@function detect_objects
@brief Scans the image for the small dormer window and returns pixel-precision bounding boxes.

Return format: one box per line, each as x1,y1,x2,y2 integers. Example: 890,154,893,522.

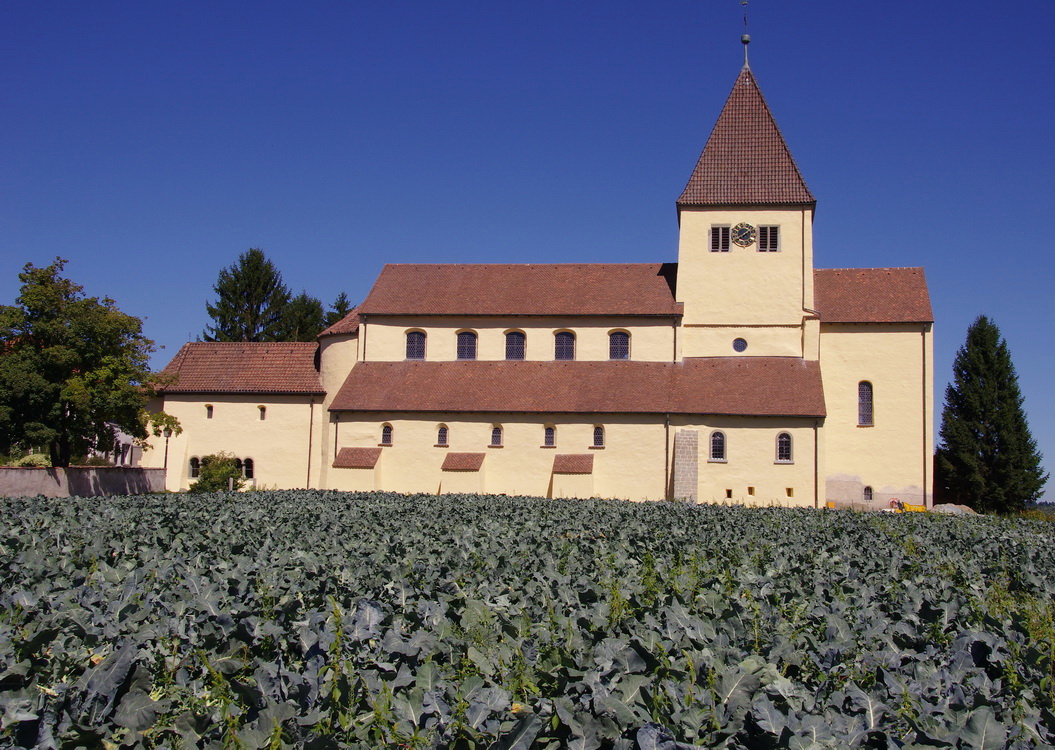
758,225,780,252
710,226,730,252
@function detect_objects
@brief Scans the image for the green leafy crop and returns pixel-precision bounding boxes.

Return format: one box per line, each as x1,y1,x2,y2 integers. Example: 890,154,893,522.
1,492,1053,748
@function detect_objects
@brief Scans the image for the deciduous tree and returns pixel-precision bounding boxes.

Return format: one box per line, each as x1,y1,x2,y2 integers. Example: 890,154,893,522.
0,259,177,467
935,315,1047,513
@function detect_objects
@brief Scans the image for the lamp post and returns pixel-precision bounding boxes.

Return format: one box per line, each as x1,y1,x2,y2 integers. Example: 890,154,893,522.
163,427,172,471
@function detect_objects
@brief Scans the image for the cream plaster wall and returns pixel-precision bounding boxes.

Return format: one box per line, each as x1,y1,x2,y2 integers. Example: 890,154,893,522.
142,394,321,491
819,323,933,507
360,316,677,362
676,208,815,328
330,412,669,500
679,325,804,359
317,333,360,488
671,416,820,507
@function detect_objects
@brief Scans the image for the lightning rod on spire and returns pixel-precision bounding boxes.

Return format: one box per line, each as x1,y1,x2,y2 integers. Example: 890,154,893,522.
740,1,750,68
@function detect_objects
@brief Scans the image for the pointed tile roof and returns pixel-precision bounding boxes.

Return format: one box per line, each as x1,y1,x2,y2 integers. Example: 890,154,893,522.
678,67,815,207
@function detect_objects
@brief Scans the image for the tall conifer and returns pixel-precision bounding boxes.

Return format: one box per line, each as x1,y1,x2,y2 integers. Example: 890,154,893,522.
204,249,291,342
936,315,1047,512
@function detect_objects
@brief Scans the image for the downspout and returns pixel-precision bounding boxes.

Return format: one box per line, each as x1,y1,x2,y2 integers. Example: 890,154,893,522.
664,414,671,500
333,414,340,458
922,328,929,508
306,397,315,488
814,418,820,509
360,318,368,362
672,318,678,362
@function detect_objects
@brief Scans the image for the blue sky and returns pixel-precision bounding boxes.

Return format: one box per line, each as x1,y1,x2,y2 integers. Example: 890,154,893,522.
2,1,1053,485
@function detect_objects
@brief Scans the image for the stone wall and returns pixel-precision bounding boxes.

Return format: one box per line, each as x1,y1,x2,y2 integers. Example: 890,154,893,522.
672,429,699,502
0,467,167,498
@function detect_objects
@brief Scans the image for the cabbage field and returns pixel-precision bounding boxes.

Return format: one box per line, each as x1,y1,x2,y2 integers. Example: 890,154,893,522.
2,492,1054,749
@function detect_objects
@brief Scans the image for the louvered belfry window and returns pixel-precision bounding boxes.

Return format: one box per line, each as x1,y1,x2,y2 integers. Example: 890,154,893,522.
711,226,730,252
758,225,780,251
858,382,874,426
505,331,526,360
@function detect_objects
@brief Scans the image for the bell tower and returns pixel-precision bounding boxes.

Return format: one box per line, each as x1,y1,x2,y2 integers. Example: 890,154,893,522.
675,40,818,360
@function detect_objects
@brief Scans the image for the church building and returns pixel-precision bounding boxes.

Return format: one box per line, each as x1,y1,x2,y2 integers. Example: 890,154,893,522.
145,55,934,508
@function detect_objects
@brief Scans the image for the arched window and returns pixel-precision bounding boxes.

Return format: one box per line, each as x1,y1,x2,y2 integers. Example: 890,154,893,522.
709,431,726,461
242,458,254,479
234,458,243,476
864,486,874,503
406,331,426,360
593,425,605,448
554,331,575,361
505,331,526,360
609,331,630,360
189,457,200,478
544,426,556,447
776,432,793,463
381,424,393,445
858,381,874,426
457,331,477,360
205,404,213,419
437,425,449,446
490,425,503,447
258,406,266,421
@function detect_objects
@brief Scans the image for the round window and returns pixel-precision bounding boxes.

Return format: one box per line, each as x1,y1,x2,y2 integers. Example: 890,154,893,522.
733,338,748,352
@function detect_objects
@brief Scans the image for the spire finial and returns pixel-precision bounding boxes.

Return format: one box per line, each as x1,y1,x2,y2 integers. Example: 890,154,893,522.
740,1,750,68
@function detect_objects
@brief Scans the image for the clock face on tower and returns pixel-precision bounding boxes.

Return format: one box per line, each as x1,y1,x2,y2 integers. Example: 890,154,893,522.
732,222,756,247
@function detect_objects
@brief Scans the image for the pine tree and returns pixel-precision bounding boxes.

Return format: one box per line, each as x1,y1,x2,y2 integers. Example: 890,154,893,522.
204,249,291,342
282,291,326,342
936,315,1047,513
324,291,353,327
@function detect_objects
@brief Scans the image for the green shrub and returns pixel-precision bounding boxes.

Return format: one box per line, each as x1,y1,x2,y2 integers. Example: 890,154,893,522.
188,451,244,493
78,455,115,467
15,453,50,468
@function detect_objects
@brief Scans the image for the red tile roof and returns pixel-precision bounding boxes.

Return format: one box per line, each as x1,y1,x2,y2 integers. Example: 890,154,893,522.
814,268,933,324
678,68,814,207
553,454,594,474
158,342,324,394
357,264,681,317
319,308,361,337
330,358,825,417
441,452,485,471
333,447,382,469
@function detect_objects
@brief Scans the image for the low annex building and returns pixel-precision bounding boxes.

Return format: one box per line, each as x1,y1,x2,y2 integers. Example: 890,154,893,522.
146,60,934,508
